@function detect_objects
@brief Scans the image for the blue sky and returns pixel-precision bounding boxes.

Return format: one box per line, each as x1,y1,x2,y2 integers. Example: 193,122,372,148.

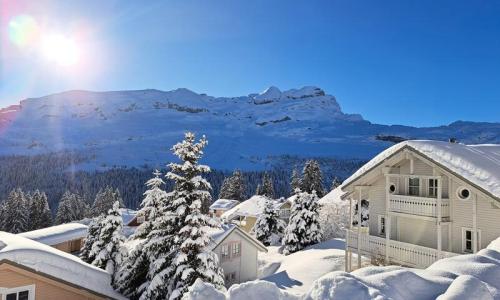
1,0,499,126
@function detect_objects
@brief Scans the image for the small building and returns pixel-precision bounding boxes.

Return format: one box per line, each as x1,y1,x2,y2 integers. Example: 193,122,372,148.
19,223,88,254
209,199,240,218
222,195,291,232
342,140,500,271
0,232,125,300
208,224,268,286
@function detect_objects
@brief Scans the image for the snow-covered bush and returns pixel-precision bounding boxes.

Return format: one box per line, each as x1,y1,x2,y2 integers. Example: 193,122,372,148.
253,198,285,246
318,202,349,240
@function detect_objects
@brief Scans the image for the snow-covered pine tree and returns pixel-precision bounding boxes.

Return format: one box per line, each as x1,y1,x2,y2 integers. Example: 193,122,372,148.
301,160,325,197
330,176,341,191
132,170,168,239
80,215,104,263
218,170,247,201
55,191,89,224
257,173,275,198
90,186,124,217
282,191,322,255
90,201,124,279
28,190,52,230
114,240,149,299
142,132,224,300
290,168,301,194
1,189,29,233
255,184,262,196
253,198,285,246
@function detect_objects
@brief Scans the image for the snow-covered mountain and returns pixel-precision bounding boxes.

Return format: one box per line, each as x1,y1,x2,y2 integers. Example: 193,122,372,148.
0,86,498,170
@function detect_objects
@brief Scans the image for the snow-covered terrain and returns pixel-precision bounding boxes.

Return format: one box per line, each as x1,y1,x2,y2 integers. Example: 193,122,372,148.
0,86,499,170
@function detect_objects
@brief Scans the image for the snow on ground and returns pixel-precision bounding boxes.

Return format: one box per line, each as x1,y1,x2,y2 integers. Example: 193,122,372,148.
0,231,125,299
259,239,369,296
19,223,88,245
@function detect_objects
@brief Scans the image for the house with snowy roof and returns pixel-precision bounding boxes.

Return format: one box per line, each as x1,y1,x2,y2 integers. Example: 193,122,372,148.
0,231,125,300
342,140,500,271
207,223,267,286
209,199,240,218
221,195,291,233
19,223,88,254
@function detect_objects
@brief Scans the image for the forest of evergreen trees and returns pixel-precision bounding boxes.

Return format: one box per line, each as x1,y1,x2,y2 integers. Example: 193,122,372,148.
0,152,365,214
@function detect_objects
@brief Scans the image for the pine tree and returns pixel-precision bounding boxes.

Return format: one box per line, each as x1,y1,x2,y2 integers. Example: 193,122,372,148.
132,170,168,240
142,132,224,300
256,173,274,198
253,198,285,246
90,201,124,279
28,190,52,230
55,191,89,224
91,186,124,217
1,189,29,233
114,241,149,298
283,191,322,255
301,160,325,197
290,168,301,194
330,176,341,191
80,215,104,263
218,170,246,201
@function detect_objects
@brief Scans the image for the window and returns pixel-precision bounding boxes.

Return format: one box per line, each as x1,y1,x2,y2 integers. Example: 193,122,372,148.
457,187,471,200
377,215,386,236
462,228,481,253
408,178,420,196
231,242,241,257
428,179,438,198
221,244,230,261
388,184,396,194
1,285,34,300
224,272,237,283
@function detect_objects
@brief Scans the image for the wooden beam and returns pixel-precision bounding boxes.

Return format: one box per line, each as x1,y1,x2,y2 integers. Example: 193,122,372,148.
473,194,478,253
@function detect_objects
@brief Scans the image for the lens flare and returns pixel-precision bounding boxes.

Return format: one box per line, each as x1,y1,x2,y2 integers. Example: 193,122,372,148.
41,34,80,66
8,15,39,47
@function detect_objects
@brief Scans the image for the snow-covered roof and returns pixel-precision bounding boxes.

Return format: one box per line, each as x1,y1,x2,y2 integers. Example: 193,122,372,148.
120,208,138,225
19,223,88,246
0,232,125,299
343,140,500,200
221,195,286,220
318,186,347,205
206,223,267,252
209,199,240,211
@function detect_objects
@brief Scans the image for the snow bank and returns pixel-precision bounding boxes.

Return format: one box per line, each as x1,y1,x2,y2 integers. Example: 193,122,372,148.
210,199,240,211
303,237,500,300
0,232,125,299
343,140,500,199
19,223,88,245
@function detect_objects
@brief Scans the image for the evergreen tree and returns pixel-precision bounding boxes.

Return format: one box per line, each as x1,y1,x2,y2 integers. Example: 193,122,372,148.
28,190,52,230
301,160,325,197
114,241,149,298
283,191,322,255
218,170,246,201
1,189,29,233
256,173,274,198
255,184,262,196
90,201,124,279
55,191,89,224
80,215,104,263
91,186,124,217
253,198,285,246
132,170,167,240
290,168,301,194
142,132,224,300
330,176,341,191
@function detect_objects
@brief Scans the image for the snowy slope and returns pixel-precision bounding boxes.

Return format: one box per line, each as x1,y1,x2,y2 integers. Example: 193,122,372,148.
0,86,499,170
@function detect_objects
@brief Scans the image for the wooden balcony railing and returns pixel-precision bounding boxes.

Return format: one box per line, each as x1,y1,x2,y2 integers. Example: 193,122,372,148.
389,194,450,218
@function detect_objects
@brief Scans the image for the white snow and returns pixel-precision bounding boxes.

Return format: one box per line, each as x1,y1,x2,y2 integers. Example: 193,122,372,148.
318,186,346,206
210,199,240,211
0,231,125,299
343,140,500,199
19,223,88,246
222,195,287,220
120,208,138,225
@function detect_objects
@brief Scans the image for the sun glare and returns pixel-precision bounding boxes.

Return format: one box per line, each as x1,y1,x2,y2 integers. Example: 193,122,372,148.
41,34,80,67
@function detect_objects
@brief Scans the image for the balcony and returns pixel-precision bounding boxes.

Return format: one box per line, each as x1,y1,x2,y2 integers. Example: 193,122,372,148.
346,229,458,268
389,194,450,219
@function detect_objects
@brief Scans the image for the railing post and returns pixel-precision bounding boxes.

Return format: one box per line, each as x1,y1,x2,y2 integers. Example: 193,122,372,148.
437,176,442,259
357,187,362,269
385,175,390,264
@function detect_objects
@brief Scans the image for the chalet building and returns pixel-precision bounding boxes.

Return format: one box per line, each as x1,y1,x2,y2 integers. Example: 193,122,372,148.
0,232,125,300
209,199,240,218
343,140,500,271
208,224,267,286
19,223,88,254
222,195,291,233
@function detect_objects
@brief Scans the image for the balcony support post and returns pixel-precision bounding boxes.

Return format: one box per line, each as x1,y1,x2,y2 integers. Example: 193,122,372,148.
357,187,362,269
437,176,442,259
385,175,391,263
473,193,478,253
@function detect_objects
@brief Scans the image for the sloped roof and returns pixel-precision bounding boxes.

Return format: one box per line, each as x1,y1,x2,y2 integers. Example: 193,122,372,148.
318,186,347,205
343,140,500,200
206,223,267,252
221,195,286,219
0,232,125,299
19,223,88,246
209,199,240,211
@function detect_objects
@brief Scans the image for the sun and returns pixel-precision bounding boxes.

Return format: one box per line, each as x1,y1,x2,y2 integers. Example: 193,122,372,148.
41,34,80,67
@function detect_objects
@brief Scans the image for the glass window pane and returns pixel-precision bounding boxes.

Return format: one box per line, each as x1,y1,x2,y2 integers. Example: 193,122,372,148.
6,293,17,300
466,231,471,239
466,241,472,250
19,291,29,300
